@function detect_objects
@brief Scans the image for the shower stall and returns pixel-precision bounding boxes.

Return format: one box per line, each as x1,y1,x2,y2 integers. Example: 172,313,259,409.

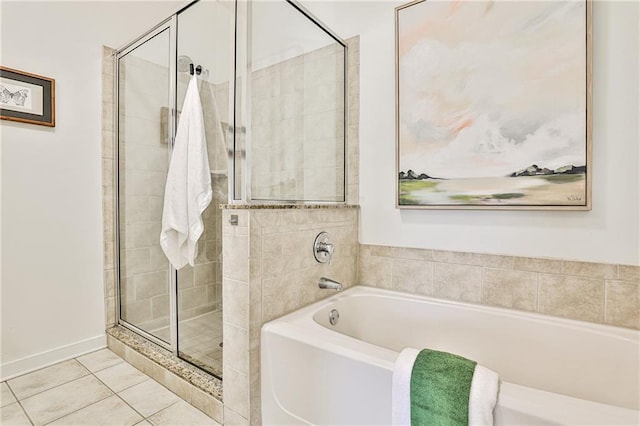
113,0,347,380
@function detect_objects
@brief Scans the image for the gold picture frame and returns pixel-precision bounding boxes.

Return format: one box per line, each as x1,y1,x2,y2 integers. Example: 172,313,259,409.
1,66,55,127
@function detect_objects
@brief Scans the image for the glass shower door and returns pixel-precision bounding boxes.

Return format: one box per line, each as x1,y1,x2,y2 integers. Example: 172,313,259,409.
117,24,173,345
174,0,233,378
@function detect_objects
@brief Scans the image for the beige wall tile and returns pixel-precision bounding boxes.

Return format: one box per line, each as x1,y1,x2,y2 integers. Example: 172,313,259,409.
391,258,434,296
223,233,249,282
122,299,152,324
618,265,640,282
223,367,249,418
152,294,170,320
194,263,216,286
104,269,116,298
223,279,249,329
359,244,372,257
514,256,563,273
223,324,248,374
481,254,514,269
106,335,126,358
105,296,116,327
135,271,169,299
605,280,640,329
102,130,114,159
561,260,618,279
538,274,604,323
178,267,195,289
369,245,398,258
280,230,316,271
161,371,192,403
179,287,208,311
249,230,262,259
262,274,299,322
297,266,325,307
433,263,482,303
394,247,433,261
482,268,537,311
359,255,392,289
432,250,485,266
224,407,248,426
102,46,115,74
190,386,223,423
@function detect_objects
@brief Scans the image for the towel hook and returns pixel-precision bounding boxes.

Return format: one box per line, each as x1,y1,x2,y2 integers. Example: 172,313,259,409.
189,63,202,76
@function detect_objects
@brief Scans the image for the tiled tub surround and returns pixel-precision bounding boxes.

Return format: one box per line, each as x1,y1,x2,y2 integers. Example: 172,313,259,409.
359,245,640,330
222,206,359,425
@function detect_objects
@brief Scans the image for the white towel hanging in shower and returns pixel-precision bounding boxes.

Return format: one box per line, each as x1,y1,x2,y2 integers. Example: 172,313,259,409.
160,74,212,270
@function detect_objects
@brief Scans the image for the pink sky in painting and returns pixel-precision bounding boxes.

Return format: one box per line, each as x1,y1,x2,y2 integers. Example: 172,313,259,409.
398,0,587,178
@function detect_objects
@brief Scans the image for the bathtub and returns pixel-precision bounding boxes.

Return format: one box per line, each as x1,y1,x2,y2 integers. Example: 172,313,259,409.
261,286,639,425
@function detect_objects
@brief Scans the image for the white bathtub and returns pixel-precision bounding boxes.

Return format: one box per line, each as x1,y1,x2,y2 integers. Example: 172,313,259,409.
261,286,640,425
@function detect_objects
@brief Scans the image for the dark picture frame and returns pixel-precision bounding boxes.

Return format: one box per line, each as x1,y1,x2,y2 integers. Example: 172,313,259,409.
1,66,55,127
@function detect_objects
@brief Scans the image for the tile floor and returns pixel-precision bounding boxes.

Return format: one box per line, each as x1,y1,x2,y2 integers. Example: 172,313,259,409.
0,349,221,426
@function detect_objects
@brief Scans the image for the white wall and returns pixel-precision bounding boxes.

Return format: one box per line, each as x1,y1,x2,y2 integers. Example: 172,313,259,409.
306,0,639,265
0,0,181,379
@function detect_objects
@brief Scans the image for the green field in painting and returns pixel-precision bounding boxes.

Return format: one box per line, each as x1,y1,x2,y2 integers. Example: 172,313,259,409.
399,174,586,206
398,180,440,204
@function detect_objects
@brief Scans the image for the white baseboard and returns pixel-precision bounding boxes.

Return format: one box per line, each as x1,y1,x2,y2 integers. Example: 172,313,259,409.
0,334,106,381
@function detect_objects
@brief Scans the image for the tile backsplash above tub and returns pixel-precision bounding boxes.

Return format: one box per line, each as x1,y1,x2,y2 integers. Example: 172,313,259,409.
359,245,640,330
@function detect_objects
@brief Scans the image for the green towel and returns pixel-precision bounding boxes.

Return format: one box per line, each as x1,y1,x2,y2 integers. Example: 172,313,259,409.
410,349,477,426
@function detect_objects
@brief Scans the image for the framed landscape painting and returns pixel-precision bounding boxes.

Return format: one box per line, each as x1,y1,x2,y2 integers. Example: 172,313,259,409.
396,0,591,210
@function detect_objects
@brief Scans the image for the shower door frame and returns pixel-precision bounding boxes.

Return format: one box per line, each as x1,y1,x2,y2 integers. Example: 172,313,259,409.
114,16,179,354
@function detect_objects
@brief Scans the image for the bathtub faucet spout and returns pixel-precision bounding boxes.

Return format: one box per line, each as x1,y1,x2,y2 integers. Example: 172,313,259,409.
319,277,343,291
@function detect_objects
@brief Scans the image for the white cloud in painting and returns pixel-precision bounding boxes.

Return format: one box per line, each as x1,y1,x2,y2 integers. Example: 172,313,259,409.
398,1,586,178
409,112,585,178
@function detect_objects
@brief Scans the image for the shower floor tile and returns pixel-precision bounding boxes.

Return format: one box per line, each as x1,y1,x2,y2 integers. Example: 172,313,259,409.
0,349,220,426
152,310,223,376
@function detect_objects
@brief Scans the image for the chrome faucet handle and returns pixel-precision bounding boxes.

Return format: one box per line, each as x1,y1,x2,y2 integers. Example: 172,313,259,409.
318,241,334,256
313,232,334,264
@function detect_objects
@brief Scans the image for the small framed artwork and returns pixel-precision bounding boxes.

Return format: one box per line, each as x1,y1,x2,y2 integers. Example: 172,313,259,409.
396,0,591,210
1,66,55,127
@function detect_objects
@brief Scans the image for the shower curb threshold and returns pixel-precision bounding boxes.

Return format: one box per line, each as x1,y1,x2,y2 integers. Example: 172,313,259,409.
106,325,224,421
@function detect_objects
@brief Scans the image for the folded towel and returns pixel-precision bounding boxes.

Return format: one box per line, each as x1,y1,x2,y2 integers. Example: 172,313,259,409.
468,365,499,426
392,348,499,426
160,74,212,269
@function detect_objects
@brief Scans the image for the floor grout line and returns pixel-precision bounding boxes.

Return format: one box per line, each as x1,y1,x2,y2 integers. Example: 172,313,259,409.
41,392,114,426
143,399,183,423
6,382,35,426
7,370,93,404
111,391,147,424
5,350,218,426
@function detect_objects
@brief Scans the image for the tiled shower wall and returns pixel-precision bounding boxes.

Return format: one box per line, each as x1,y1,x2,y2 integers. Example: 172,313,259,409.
103,48,228,332
221,207,359,425
117,55,171,331
359,245,640,330
251,41,350,202
102,45,225,420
